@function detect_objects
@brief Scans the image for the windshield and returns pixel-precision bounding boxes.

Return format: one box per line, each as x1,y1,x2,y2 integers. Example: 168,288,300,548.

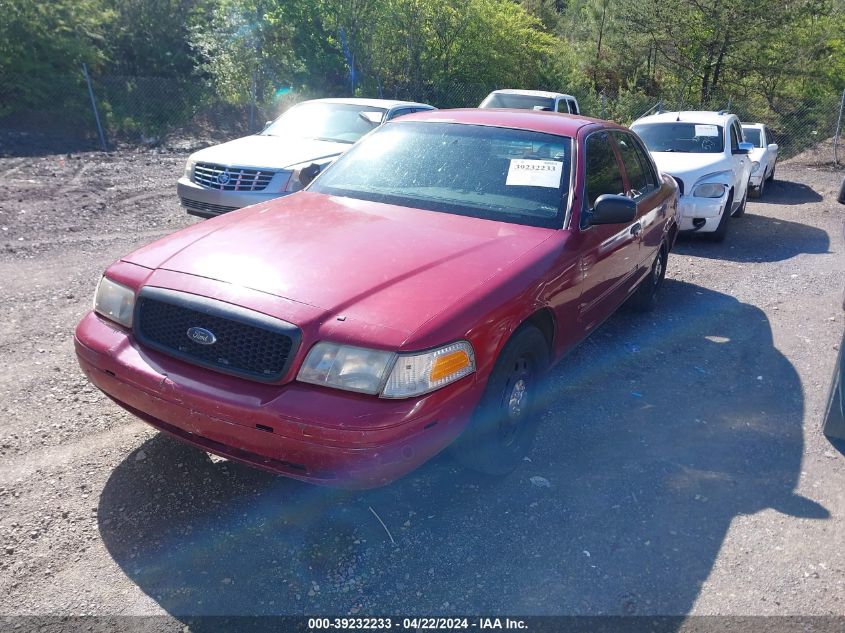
261,102,387,144
480,93,556,111
632,122,725,154
742,127,763,147
311,122,572,228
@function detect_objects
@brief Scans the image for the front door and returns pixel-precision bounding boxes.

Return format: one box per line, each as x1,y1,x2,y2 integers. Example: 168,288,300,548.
577,130,640,331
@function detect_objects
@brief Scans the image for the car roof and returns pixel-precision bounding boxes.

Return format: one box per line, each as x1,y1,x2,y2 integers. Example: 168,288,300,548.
633,110,736,126
304,97,434,110
393,108,619,136
489,89,577,101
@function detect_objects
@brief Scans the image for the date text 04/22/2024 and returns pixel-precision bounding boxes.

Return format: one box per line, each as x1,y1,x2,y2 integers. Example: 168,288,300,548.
307,617,528,630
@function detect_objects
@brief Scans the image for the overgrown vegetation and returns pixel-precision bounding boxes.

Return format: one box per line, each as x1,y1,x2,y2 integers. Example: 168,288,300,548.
2,0,843,149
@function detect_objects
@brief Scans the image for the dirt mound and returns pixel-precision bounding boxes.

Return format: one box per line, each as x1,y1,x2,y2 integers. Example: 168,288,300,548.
782,135,844,169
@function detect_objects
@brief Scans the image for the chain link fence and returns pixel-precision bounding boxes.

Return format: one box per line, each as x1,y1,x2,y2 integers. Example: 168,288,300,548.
1,69,843,168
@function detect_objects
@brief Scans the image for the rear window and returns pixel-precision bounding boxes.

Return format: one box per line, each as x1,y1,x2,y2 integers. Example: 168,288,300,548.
480,93,556,112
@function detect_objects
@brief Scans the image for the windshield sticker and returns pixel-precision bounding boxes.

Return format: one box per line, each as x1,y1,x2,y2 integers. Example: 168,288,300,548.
506,159,563,188
695,124,719,137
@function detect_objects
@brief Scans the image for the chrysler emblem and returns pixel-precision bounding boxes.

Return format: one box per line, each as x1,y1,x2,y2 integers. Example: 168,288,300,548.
187,326,217,345
216,170,231,185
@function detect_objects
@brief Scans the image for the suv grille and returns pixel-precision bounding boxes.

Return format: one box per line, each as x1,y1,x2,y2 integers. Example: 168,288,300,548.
193,163,275,192
134,288,301,382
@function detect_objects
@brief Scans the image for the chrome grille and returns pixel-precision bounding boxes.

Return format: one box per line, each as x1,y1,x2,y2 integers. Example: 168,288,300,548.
193,163,275,191
180,197,240,217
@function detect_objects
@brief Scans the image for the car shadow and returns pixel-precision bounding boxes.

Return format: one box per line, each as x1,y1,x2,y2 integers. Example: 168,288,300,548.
97,281,822,625
674,213,830,263
758,178,823,205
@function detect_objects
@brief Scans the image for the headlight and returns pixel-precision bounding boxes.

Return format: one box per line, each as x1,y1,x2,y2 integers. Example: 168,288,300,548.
382,341,476,398
297,343,396,395
297,340,476,398
751,161,760,174
183,158,196,179
93,277,135,328
692,183,726,198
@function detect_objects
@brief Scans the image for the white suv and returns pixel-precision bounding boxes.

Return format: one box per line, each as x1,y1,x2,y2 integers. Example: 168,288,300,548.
741,123,779,198
631,111,753,241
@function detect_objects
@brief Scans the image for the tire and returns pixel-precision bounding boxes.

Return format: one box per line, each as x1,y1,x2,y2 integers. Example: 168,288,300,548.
732,189,747,217
451,324,549,475
628,244,668,312
767,165,776,182
823,346,845,440
707,191,732,242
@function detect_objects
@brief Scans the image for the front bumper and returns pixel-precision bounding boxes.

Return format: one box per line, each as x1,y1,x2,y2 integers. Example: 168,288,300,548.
676,194,728,232
749,173,763,189
177,177,291,218
74,311,481,488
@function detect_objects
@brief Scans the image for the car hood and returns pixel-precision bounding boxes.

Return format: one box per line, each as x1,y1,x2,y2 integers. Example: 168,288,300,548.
190,134,350,170
748,147,766,162
123,192,554,341
649,152,732,188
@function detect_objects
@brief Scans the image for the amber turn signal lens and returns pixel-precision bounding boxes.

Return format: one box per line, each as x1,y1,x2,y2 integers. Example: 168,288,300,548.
429,349,471,382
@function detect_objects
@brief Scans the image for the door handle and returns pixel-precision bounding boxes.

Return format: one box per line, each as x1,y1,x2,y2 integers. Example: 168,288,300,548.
631,223,642,237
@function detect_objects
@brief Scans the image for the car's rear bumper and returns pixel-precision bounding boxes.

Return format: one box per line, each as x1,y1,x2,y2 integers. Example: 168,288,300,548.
177,178,289,218
677,194,728,232
74,311,480,489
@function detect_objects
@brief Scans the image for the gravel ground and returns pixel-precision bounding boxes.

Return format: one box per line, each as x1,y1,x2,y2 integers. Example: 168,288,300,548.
0,141,843,626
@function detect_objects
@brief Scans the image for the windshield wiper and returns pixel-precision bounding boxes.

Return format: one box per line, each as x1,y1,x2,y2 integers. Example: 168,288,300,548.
313,136,355,144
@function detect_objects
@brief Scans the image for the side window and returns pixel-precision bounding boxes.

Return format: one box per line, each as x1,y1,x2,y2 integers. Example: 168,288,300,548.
568,99,579,115
729,123,739,152
632,137,658,190
584,132,625,212
556,99,568,113
613,132,657,197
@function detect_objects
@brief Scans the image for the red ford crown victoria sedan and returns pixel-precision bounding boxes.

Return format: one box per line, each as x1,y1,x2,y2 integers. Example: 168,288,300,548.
75,109,679,489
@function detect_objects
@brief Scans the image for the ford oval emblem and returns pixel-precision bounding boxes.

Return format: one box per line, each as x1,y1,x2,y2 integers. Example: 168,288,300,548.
187,326,217,345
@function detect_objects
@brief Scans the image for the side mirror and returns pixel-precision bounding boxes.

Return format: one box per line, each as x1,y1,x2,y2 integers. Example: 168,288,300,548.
589,194,637,225
767,143,779,152
734,142,753,155
296,163,322,188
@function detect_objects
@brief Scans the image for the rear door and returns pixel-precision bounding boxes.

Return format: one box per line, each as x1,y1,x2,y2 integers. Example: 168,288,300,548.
764,125,778,173
577,130,641,330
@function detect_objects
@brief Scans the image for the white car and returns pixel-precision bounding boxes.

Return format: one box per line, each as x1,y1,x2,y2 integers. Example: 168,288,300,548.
177,98,435,217
479,89,580,114
631,111,753,241
741,123,779,198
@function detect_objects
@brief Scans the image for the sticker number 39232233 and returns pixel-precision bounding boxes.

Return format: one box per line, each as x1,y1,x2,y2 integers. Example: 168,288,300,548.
506,159,563,188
